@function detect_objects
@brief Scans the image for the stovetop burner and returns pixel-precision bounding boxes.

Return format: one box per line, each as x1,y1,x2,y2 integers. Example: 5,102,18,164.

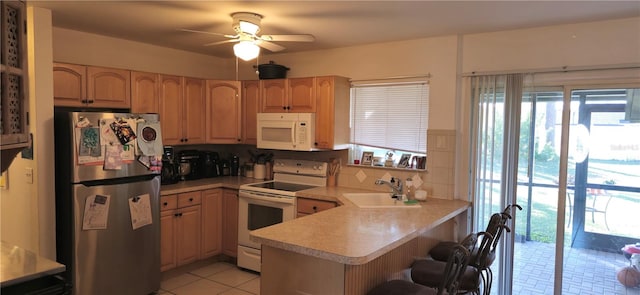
246,181,318,192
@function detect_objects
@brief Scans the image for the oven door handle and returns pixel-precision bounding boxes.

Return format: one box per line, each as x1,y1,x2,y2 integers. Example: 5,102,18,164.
239,191,296,205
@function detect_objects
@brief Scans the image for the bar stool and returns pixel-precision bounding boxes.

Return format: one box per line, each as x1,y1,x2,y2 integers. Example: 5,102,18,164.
411,232,493,295
367,235,475,295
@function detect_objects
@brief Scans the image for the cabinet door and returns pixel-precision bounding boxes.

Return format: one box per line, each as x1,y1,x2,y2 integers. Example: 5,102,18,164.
87,66,131,108
176,205,201,266
242,80,260,144
131,71,159,114
183,78,206,144
201,189,223,258
288,77,316,112
53,63,86,107
159,75,183,145
205,80,242,144
314,76,336,149
160,210,177,271
260,79,288,112
222,189,239,257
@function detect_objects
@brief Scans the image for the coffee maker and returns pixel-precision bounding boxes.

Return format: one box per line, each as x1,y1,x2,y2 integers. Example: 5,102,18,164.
161,146,179,184
202,151,221,178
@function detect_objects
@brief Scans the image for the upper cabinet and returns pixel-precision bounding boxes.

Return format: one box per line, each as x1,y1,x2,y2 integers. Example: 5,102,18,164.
131,71,159,114
205,80,242,144
288,77,316,113
1,0,30,173
242,80,260,145
159,76,206,145
53,63,131,109
314,76,351,149
260,78,316,113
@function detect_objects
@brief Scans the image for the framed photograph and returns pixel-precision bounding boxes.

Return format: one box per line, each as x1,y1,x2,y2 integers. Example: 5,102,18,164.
397,153,411,168
361,151,374,166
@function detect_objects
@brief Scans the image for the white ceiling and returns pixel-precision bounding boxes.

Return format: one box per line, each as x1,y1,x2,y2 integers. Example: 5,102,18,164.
31,1,640,59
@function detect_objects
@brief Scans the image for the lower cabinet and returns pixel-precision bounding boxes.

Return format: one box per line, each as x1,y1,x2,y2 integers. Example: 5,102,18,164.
160,188,237,271
222,189,239,257
160,191,202,272
201,189,223,258
296,198,337,218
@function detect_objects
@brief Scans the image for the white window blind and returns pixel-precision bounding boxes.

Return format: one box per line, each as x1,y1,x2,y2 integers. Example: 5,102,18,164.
351,82,429,153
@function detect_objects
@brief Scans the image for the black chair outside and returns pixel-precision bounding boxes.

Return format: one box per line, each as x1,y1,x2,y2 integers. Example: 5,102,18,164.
366,234,475,295
411,232,492,295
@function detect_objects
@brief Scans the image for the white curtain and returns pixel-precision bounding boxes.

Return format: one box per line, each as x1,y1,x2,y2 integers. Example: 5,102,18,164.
467,73,524,294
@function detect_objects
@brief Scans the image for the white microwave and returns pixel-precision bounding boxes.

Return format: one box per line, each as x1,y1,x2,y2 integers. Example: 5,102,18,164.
257,113,315,151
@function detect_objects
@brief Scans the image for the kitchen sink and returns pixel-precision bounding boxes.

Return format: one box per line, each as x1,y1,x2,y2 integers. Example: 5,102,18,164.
342,193,421,208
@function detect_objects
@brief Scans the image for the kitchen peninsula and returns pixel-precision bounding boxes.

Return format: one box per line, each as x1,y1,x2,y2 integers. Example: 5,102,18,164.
251,186,470,294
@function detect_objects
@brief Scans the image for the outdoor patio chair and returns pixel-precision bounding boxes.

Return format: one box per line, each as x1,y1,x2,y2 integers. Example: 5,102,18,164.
585,188,612,230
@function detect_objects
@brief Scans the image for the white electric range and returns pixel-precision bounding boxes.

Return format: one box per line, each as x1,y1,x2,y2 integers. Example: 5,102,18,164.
237,159,328,272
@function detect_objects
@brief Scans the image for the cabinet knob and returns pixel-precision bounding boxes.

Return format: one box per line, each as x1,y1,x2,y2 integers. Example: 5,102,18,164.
189,198,194,202
184,138,188,142
174,213,180,217
313,206,318,212
163,202,168,206
282,106,286,110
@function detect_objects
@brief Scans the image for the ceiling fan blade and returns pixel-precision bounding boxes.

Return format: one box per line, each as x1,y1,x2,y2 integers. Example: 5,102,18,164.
256,40,286,52
179,28,237,39
203,39,240,47
260,34,315,42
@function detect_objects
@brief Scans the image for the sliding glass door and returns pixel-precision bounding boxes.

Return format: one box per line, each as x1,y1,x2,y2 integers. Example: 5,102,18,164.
470,79,640,294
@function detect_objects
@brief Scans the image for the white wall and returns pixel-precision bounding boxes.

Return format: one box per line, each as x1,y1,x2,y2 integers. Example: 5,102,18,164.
462,17,640,73
238,36,460,130
52,28,232,79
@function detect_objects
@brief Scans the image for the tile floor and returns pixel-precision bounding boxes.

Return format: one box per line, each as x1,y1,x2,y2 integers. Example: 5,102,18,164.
159,260,260,295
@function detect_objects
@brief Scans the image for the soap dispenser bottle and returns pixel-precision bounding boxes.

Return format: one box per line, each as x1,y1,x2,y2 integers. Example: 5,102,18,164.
405,178,414,201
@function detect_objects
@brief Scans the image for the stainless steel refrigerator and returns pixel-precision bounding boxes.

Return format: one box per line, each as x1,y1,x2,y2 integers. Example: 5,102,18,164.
54,110,162,295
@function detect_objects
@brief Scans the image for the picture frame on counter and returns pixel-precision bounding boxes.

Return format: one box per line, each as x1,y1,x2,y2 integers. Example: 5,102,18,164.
397,153,411,168
361,151,374,166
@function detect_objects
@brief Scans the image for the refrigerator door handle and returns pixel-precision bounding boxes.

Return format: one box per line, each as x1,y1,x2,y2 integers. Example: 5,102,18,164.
78,174,158,187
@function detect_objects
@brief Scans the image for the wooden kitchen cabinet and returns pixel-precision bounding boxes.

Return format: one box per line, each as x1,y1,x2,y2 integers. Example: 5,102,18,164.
260,79,287,112
314,76,351,149
260,78,316,113
160,192,202,271
53,63,131,109
131,71,159,113
296,198,337,218
1,0,30,173
159,76,206,145
222,189,239,257
205,80,242,144
242,80,260,144
287,77,316,112
52,63,86,107
201,189,223,259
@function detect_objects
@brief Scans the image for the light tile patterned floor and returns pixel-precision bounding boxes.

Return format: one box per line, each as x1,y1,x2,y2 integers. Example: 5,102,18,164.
159,261,259,295
511,241,640,295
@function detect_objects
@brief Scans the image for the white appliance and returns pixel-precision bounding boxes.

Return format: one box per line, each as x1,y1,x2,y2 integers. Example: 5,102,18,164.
237,159,328,272
257,113,315,151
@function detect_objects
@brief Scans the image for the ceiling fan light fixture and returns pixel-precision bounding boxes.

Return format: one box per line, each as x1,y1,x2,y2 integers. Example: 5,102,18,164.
238,20,260,35
233,41,260,61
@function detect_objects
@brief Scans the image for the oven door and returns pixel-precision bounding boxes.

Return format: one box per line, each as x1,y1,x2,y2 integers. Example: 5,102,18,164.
238,190,296,249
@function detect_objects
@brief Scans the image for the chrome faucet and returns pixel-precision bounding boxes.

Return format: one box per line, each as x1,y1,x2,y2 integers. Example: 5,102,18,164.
375,177,404,199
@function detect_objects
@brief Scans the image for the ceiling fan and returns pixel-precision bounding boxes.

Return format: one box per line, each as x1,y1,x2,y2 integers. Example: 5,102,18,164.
181,12,315,60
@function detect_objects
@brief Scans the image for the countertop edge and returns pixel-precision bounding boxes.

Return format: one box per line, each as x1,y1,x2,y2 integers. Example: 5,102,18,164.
1,241,66,287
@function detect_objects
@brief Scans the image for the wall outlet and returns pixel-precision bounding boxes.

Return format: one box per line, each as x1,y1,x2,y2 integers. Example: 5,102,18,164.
25,167,33,184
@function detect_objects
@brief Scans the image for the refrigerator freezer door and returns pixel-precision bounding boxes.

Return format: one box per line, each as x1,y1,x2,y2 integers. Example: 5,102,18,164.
66,112,161,184
70,176,160,295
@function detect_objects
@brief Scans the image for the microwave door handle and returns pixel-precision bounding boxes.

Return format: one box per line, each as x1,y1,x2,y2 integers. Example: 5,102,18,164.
291,122,297,144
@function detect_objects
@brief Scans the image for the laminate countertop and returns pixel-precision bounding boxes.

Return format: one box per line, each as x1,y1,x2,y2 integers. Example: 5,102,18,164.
0,241,65,287
160,176,261,195
250,186,471,265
